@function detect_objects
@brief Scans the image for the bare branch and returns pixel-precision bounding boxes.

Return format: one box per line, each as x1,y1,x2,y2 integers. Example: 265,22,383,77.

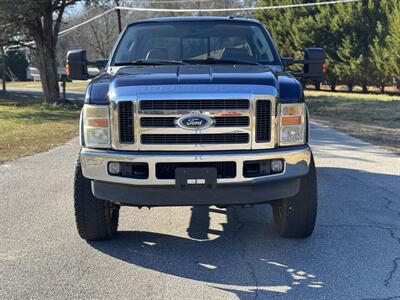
53,0,67,39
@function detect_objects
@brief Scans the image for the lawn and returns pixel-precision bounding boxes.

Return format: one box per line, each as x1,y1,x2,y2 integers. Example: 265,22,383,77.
0,92,81,164
305,91,400,154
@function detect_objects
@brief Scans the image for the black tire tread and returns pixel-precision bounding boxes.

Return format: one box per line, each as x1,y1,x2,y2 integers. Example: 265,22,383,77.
273,155,317,238
74,159,118,241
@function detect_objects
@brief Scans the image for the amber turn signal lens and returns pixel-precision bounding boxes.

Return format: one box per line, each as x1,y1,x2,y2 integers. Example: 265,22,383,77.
281,116,302,126
66,63,70,76
87,119,109,127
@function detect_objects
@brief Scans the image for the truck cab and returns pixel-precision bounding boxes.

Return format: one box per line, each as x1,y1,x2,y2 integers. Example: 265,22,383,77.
68,17,325,241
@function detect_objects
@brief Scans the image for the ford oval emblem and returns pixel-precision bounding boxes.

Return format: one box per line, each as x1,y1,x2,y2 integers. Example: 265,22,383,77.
176,114,214,130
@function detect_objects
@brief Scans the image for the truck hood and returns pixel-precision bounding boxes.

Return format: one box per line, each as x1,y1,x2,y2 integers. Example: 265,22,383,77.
111,65,278,86
87,65,303,104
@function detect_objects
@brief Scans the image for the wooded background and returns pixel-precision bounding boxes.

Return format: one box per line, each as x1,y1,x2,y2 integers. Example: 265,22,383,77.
1,0,399,103
256,0,400,92
57,0,400,93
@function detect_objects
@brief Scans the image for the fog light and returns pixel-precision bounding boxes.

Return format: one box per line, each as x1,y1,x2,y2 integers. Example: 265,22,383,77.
271,159,284,173
108,162,121,175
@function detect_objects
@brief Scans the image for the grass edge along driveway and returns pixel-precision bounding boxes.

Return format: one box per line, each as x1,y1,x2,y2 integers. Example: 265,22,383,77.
0,93,81,164
306,91,400,154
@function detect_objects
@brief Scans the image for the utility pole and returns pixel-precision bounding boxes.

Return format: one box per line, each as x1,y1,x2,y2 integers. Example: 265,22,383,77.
115,0,122,33
1,46,6,94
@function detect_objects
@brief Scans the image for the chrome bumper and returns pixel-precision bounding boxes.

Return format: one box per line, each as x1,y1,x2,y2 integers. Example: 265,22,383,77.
80,146,312,186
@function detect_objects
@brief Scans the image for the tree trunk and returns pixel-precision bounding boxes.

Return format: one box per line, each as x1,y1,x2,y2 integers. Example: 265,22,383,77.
328,74,336,92
1,47,6,93
348,80,353,92
28,4,60,104
380,84,385,94
362,82,368,93
35,41,59,104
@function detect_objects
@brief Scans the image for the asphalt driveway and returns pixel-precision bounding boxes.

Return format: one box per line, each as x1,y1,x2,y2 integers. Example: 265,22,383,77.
1,123,399,299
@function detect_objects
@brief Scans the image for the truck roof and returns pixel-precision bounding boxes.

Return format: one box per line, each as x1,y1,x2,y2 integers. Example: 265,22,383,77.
128,16,262,27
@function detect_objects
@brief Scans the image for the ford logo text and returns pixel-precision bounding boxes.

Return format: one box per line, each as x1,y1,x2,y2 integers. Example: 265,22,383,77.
176,114,214,130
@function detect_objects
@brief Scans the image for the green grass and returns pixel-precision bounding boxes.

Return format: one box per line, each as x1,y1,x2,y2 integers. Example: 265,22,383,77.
305,91,400,154
0,92,81,164
305,90,400,101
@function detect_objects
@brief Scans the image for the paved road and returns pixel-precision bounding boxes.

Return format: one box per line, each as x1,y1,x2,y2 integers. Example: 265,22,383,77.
1,123,399,299
6,87,84,101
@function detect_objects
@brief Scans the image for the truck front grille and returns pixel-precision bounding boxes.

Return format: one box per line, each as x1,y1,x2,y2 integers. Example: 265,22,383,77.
119,101,134,143
156,162,236,179
140,116,250,128
140,99,249,110
141,133,249,145
115,98,274,150
255,100,271,142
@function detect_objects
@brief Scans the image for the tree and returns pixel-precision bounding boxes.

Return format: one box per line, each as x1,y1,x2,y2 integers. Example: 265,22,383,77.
385,1,400,88
0,0,81,103
255,0,398,93
0,9,10,93
370,1,392,93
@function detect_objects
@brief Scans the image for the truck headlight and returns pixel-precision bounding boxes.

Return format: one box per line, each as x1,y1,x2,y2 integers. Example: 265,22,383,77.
279,103,306,146
83,105,111,148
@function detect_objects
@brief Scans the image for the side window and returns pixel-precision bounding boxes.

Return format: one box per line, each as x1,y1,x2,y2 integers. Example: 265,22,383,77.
252,26,274,62
114,38,136,63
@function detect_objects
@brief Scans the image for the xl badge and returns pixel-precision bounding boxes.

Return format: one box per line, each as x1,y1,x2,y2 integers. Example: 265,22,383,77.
176,114,214,130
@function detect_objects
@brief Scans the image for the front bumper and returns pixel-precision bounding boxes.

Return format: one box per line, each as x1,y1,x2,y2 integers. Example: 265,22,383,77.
80,145,312,206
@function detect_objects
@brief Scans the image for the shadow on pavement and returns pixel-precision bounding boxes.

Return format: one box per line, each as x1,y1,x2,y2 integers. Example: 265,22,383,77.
90,167,400,299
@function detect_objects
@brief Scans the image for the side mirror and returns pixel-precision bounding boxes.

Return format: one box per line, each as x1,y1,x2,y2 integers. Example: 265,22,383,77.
66,49,89,80
303,48,326,81
281,57,294,68
66,50,108,80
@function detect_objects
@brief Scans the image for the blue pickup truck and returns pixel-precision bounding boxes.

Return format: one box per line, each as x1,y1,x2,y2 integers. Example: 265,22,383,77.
67,17,325,241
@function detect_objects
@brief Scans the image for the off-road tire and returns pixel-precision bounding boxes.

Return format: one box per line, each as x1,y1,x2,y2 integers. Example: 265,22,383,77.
272,155,317,238
74,159,119,241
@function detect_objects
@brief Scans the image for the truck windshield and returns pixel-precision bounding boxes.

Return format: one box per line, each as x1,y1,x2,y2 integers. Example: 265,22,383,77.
112,21,281,66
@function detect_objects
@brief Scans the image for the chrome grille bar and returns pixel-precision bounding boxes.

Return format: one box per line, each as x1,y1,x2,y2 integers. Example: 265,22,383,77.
140,116,250,128
141,133,250,145
140,99,250,110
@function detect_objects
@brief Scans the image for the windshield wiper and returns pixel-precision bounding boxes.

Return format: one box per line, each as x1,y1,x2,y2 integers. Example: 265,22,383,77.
114,59,186,66
183,57,264,66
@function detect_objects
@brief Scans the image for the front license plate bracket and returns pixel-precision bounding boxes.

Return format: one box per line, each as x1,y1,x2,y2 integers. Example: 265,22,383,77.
175,168,217,189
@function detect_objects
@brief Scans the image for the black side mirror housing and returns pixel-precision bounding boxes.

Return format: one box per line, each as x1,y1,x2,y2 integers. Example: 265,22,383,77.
281,57,294,68
303,48,326,81
66,49,89,80
66,49,108,81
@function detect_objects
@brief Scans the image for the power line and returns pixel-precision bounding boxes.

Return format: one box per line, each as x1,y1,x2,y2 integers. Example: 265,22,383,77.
116,0,361,13
133,0,213,3
58,0,360,36
7,0,361,48
59,8,115,37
